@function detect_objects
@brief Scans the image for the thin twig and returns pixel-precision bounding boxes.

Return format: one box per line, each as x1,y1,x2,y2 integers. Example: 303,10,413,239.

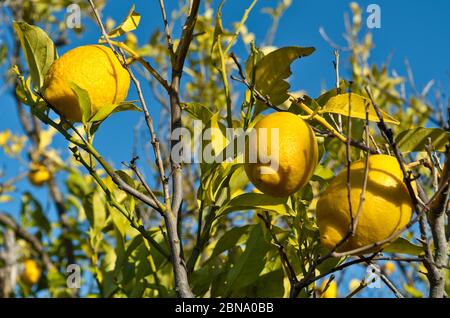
124,157,164,213
158,0,175,60
258,213,298,297
230,53,284,112
351,93,371,234
346,89,354,231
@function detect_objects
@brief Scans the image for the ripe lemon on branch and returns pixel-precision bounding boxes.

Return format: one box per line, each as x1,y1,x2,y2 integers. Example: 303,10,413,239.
316,154,414,254
21,259,41,286
43,45,130,122
28,163,51,186
244,112,318,197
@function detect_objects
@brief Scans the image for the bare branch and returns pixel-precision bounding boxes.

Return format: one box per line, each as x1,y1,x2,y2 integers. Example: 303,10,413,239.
158,0,175,60
0,212,53,271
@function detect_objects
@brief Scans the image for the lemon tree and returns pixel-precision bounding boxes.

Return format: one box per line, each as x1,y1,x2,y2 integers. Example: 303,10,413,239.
0,0,448,300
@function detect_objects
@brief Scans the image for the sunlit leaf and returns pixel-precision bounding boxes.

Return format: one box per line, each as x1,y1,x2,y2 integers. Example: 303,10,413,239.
83,191,107,232
0,195,13,203
384,237,424,256
314,80,349,106
106,5,141,38
251,46,315,106
69,82,91,124
312,164,334,181
217,193,294,217
403,283,424,298
320,93,399,124
395,127,449,153
13,21,57,90
89,101,141,123
208,225,252,262
211,0,225,53
182,102,214,123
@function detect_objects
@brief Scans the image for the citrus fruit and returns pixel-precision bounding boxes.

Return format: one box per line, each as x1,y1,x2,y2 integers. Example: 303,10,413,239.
320,280,338,298
383,261,396,275
316,154,414,254
43,45,130,122
244,112,318,197
348,279,360,292
21,259,41,286
28,164,51,186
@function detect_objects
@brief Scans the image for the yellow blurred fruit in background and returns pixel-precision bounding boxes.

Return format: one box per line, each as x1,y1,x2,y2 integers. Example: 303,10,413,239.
28,164,51,186
21,259,41,286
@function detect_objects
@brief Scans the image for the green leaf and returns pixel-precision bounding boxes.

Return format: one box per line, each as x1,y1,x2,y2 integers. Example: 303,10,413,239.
211,0,226,53
0,43,7,65
244,47,265,81
89,101,141,123
403,283,424,298
115,170,136,188
315,80,350,106
21,192,51,234
224,224,271,295
312,164,334,181
228,165,249,198
181,102,214,123
107,5,141,38
217,193,294,217
395,127,449,153
89,121,102,136
239,268,285,297
208,225,252,262
69,82,91,124
83,191,107,232
13,66,36,106
251,46,315,106
384,237,424,256
320,93,399,124
316,246,343,274
13,21,57,90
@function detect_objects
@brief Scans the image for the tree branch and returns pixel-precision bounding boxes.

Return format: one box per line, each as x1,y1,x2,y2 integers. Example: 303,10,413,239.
0,212,53,271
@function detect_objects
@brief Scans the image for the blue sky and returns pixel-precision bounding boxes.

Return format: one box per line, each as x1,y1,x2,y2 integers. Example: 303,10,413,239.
1,0,448,297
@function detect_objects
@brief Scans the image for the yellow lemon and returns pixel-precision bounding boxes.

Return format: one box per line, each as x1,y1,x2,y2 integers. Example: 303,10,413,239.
320,280,338,298
383,261,396,275
348,279,361,292
244,112,318,197
21,259,41,286
28,164,51,186
43,45,130,122
316,154,414,254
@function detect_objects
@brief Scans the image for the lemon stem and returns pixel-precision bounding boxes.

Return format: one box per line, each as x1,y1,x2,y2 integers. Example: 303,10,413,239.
291,99,347,143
